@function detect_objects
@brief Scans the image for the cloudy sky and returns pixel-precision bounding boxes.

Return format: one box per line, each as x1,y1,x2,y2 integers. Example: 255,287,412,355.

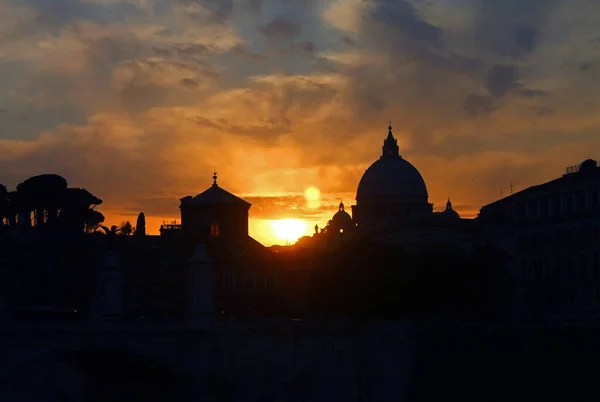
1,0,599,244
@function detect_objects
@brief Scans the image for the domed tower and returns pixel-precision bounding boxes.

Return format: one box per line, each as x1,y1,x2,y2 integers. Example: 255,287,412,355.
180,172,251,248
352,123,433,229
438,198,460,219
329,201,355,234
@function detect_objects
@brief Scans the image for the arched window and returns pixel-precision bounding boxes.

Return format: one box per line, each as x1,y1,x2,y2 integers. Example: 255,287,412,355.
210,223,220,237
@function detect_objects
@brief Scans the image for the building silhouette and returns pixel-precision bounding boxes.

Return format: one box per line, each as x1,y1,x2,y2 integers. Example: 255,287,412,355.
318,123,474,253
479,158,600,315
179,172,251,249
352,124,433,229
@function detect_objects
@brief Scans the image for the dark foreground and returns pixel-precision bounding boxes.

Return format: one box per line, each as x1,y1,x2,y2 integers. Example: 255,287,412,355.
410,325,600,402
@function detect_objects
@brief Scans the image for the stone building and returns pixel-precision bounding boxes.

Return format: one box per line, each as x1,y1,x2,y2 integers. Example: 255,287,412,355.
479,159,600,315
177,173,312,317
180,172,251,250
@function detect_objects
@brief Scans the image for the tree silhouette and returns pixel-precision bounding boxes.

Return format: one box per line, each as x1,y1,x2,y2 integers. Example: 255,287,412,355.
119,221,133,236
1,174,103,232
135,212,146,236
84,209,105,233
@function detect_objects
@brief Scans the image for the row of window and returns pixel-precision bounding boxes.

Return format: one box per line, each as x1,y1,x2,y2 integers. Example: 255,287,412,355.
520,188,599,219
520,252,600,283
518,226,600,252
222,273,276,293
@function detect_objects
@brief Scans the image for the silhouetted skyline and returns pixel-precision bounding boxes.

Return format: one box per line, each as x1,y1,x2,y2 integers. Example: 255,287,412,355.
1,0,599,244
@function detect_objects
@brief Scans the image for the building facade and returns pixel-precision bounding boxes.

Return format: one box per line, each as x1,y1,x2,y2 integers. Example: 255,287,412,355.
479,159,600,314
177,173,312,317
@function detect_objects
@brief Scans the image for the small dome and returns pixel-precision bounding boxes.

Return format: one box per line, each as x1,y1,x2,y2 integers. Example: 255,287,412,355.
438,198,460,219
330,201,354,232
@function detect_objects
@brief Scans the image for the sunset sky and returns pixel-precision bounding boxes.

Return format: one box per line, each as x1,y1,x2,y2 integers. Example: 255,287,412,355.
1,0,600,245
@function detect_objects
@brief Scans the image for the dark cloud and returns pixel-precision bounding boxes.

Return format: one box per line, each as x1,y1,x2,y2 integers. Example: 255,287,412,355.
400,43,482,75
152,47,171,57
179,78,199,89
369,0,443,48
83,35,144,67
474,0,553,58
340,36,357,46
311,57,338,74
517,88,549,98
580,61,594,72
175,0,234,21
173,44,213,57
231,45,267,61
484,65,520,97
290,41,315,55
248,0,262,12
21,0,140,31
258,17,301,40
462,94,496,117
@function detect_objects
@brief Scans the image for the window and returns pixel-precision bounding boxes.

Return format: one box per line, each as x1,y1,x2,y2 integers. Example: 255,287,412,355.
551,196,561,214
223,274,235,292
540,199,549,215
565,194,573,211
590,190,598,207
245,275,255,292
210,223,220,237
265,275,275,291
577,192,586,209
528,202,539,217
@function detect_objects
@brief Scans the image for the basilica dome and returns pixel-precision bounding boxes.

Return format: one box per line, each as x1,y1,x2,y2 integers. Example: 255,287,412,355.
356,125,428,203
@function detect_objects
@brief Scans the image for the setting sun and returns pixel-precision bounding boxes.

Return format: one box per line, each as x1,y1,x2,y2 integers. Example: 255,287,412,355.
270,219,308,244
305,187,320,201
304,186,321,210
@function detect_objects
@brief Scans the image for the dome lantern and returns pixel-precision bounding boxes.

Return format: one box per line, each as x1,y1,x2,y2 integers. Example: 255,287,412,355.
382,121,400,158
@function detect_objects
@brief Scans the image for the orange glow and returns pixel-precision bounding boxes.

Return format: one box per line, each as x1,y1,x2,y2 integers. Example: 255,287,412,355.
304,186,320,201
269,219,308,244
304,186,321,210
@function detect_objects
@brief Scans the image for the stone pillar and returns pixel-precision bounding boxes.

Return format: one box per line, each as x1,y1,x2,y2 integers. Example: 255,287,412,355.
90,250,123,320
187,244,215,317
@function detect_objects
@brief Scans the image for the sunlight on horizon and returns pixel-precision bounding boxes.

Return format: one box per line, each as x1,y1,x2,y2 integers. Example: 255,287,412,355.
269,218,308,245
